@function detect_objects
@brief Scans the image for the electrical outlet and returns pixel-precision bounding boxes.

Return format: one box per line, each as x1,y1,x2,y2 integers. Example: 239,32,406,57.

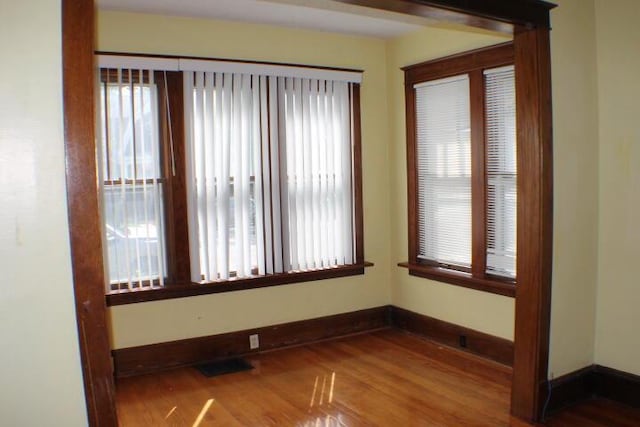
249,334,260,350
459,335,467,348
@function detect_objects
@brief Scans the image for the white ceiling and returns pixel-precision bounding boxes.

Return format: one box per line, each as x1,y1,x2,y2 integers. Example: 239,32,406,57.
97,0,434,39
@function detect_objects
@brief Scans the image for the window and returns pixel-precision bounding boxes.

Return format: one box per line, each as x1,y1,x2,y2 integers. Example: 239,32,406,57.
97,56,367,303
402,43,517,297
99,69,168,290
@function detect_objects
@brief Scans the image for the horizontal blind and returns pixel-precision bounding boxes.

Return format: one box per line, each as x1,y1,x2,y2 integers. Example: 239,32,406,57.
415,74,472,268
485,65,517,278
98,68,167,290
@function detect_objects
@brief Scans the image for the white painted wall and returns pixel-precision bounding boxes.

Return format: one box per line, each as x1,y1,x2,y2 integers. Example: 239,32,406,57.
0,1,88,425
594,0,640,376
547,0,600,378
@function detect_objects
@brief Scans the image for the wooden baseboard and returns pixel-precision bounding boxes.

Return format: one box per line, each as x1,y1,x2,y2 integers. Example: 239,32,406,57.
113,306,391,377
112,305,515,377
389,306,514,366
547,364,640,416
545,366,595,415
592,365,640,409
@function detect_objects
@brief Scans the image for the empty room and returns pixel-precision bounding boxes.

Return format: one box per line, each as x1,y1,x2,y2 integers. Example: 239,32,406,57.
2,0,639,426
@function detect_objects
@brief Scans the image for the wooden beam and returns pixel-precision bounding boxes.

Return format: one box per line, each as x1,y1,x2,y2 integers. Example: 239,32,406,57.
332,0,556,33
511,26,554,422
62,0,118,425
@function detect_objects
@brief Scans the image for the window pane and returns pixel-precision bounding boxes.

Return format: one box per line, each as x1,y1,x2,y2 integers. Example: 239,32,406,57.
485,66,517,278
103,83,160,181
415,75,472,268
99,73,167,288
103,185,166,284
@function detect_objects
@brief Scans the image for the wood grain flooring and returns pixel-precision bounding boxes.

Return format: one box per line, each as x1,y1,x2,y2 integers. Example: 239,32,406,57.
115,330,640,426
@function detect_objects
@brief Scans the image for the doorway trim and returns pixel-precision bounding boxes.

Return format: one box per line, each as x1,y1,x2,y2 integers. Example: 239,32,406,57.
62,1,555,424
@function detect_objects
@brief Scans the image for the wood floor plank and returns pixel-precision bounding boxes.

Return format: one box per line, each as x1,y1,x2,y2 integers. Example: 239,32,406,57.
116,330,640,426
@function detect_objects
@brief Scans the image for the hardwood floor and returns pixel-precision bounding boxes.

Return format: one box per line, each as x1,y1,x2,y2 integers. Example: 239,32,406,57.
115,330,640,426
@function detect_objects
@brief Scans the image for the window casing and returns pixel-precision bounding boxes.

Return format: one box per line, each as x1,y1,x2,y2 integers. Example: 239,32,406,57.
402,43,517,297
97,56,367,305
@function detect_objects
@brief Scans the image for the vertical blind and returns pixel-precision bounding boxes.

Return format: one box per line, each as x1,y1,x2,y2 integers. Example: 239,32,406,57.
98,68,167,290
414,75,472,268
278,77,354,272
184,72,356,282
485,65,517,278
184,72,266,281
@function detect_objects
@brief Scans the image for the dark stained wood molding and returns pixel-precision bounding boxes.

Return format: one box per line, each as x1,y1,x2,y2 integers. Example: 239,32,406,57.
390,306,513,366
546,365,640,418
470,69,488,279
62,0,118,425
399,262,515,297
545,365,595,416
107,262,374,306
159,71,191,283
402,41,514,84
593,365,640,409
68,2,556,425
352,84,365,265
333,0,556,33
511,26,554,423
113,306,391,377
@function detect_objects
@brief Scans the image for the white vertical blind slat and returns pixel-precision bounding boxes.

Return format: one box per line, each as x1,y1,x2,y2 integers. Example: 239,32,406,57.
270,78,285,273
204,72,218,280
184,71,202,282
254,76,266,276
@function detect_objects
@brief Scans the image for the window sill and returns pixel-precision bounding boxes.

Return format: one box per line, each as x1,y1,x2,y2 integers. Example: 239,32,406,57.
398,262,515,298
106,262,374,306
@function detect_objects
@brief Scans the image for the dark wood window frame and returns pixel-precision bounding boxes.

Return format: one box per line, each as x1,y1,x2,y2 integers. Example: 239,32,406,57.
63,0,554,425
400,42,517,298
98,59,369,306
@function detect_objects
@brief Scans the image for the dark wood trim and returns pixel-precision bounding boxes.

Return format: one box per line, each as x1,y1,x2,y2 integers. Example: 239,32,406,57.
390,306,514,366
62,0,118,425
593,365,640,409
404,72,419,263
352,84,365,264
113,306,390,377
546,366,596,416
333,0,555,33
470,69,487,278
403,42,514,84
546,365,640,417
107,262,374,306
399,262,515,297
511,26,554,423
159,70,191,283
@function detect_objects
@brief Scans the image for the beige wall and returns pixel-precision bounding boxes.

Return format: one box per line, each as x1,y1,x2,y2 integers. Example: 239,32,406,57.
594,0,640,376
98,11,392,349
547,0,600,378
385,27,515,340
0,1,88,425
